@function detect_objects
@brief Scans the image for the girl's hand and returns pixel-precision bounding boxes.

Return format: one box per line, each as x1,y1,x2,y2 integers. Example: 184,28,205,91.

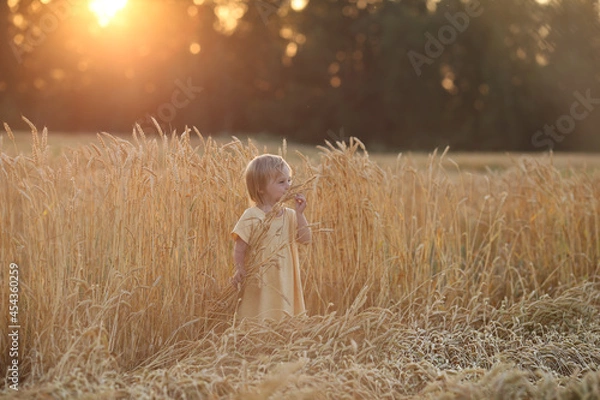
294,193,307,213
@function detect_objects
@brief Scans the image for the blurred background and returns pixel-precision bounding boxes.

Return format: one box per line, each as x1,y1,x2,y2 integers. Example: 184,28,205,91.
0,0,599,151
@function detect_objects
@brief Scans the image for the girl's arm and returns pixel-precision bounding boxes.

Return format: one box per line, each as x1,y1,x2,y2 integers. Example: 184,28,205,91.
232,238,248,288
295,194,312,244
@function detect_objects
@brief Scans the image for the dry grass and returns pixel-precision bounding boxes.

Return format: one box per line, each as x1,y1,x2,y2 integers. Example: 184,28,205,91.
1,122,599,399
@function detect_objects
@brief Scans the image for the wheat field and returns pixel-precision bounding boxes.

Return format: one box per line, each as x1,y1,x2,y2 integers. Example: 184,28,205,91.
1,122,600,399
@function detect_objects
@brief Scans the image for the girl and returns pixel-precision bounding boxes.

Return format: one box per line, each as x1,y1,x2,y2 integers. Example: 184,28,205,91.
231,154,311,321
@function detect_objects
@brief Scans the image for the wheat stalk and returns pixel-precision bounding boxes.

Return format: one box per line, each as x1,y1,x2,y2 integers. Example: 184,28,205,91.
1,123,600,398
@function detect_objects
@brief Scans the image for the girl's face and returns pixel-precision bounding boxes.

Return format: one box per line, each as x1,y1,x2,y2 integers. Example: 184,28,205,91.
261,166,292,206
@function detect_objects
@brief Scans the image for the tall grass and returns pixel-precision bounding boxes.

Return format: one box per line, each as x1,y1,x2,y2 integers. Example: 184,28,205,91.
1,123,599,398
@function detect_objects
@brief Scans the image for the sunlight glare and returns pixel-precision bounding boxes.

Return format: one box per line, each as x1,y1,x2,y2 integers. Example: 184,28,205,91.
89,0,128,27
291,0,309,11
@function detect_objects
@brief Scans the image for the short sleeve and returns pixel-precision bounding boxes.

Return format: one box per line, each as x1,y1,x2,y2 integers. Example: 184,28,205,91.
232,208,262,244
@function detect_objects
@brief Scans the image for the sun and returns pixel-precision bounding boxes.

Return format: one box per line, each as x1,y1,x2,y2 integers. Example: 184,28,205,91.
89,0,128,27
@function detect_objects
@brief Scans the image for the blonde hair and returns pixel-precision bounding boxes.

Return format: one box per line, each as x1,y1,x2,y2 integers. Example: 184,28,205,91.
245,154,291,205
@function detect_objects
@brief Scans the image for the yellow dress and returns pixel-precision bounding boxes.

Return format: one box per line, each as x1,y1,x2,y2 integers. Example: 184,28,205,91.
232,207,306,321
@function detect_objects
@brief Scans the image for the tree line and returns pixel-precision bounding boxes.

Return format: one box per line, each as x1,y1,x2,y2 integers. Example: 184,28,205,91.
1,0,599,151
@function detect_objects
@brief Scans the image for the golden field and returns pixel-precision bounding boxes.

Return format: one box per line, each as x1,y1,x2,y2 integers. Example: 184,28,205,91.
1,122,600,399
